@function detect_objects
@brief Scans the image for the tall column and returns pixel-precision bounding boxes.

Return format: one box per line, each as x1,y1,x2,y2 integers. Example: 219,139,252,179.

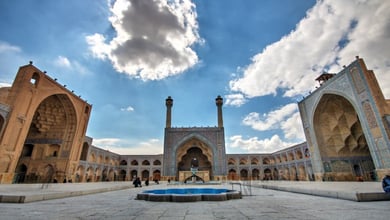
215,95,223,128
165,96,173,128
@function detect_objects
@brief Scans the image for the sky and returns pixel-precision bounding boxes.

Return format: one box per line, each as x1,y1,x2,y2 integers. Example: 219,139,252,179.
1,0,389,155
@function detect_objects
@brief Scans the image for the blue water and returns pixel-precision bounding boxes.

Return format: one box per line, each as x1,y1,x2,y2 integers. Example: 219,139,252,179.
143,188,228,195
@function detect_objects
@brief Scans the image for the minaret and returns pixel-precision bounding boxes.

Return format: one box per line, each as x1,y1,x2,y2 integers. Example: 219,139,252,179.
215,95,223,128
165,96,173,128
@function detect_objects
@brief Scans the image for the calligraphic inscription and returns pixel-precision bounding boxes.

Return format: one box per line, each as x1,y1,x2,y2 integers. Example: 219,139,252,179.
362,101,378,129
350,67,365,94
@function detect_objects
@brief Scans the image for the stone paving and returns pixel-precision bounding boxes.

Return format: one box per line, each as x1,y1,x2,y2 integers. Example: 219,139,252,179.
253,180,390,202
0,181,389,219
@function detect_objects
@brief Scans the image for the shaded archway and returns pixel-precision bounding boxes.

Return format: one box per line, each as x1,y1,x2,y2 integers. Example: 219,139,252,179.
95,168,101,182
252,168,260,180
86,166,94,182
16,94,77,183
119,169,126,181
108,169,115,181
170,135,215,180
102,168,108,181
177,146,212,179
298,165,307,181
153,170,161,181
273,168,279,180
14,164,28,183
314,94,374,181
228,169,238,180
76,165,85,182
130,170,138,180
240,169,248,180
142,170,149,180
79,143,89,161
42,164,55,183
281,167,290,180
263,168,272,180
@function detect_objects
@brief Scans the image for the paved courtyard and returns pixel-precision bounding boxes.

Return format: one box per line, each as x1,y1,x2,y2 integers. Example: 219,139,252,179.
0,181,389,220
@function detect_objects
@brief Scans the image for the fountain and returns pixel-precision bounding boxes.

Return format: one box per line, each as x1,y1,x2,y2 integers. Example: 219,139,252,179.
184,159,205,183
137,188,241,202
136,158,241,202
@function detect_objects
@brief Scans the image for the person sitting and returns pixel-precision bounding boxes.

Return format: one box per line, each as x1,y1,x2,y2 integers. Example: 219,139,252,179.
382,174,390,193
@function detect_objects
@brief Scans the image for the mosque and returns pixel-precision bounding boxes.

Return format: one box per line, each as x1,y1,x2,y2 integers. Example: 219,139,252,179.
0,57,389,184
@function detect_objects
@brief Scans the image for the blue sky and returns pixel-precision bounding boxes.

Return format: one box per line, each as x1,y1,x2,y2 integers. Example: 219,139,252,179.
1,0,389,155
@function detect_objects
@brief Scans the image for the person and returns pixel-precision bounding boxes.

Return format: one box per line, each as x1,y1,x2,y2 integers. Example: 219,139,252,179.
382,174,390,193
145,179,149,186
133,177,142,187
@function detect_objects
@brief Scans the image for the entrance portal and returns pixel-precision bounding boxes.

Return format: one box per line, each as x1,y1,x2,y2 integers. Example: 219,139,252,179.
177,147,211,181
314,94,374,181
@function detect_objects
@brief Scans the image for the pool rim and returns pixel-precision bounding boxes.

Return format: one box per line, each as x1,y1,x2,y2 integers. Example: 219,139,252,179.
136,188,241,202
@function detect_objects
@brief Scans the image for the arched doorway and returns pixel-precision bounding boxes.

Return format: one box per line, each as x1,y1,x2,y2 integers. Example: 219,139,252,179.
119,170,126,181
14,164,28,183
152,170,161,181
240,169,248,180
252,168,260,180
314,94,374,181
76,165,85,182
298,165,307,181
15,94,78,183
108,169,115,181
273,168,279,180
177,147,212,181
94,168,101,182
142,170,149,180
79,143,89,161
130,170,138,180
228,169,237,180
102,168,108,181
263,168,272,180
42,164,55,183
86,167,94,182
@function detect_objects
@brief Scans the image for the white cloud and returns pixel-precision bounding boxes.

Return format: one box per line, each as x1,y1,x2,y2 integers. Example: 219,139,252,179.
280,111,305,140
85,33,110,60
120,106,134,112
53,55,91,75
224,93,247,107
0,41,21,53
92,138,163,155
240,103,305,150
86,0,202,81
229,0,390,99
92,138,122,147
54,56,71,68
0,41,27,85
228,134,294,153
243,103,298,131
